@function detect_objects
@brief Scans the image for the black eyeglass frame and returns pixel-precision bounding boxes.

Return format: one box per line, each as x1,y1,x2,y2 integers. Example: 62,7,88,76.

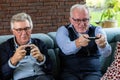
13,27,31,33
72,18,90,23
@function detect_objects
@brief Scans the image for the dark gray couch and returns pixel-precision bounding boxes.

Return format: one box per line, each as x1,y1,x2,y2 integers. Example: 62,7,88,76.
0,28,120,79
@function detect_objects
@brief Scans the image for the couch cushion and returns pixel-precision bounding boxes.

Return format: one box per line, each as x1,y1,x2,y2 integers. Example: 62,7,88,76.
47,32,58,48
31,33,54,49
101,28,120,74
0,35,13,44
0,33,54,49
103,28,120,43
47,32,60,78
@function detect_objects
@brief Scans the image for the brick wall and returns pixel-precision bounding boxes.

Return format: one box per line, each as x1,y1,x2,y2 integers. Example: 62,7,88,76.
0,0,85,35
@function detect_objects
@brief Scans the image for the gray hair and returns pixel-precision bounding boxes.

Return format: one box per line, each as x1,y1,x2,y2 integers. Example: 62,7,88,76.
70,4,89,17
10,12,33,29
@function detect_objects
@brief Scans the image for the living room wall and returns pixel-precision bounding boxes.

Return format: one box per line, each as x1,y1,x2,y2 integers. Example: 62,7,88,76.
0,0,85,35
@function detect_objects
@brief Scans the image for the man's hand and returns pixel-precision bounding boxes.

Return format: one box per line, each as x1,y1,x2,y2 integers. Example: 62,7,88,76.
10,45,27,66
30,44,44,62
95,34,107,48
75,34,90,48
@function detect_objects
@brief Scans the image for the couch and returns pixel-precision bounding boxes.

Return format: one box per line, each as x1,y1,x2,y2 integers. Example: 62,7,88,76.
0,28,120,79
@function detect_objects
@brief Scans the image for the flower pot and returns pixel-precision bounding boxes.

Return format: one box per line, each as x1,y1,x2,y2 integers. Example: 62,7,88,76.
102,20,118,28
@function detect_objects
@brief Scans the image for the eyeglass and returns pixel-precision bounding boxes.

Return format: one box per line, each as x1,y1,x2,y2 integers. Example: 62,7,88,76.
72,18,89,24
13,27,31,33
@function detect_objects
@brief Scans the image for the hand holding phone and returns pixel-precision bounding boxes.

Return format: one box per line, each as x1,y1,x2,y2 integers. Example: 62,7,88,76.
25,47,31,55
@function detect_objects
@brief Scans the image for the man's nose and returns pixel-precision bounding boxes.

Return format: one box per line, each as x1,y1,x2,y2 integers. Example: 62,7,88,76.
78,21,85,26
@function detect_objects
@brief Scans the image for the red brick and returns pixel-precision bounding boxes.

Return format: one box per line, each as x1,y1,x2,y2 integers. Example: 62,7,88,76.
0,0,85,35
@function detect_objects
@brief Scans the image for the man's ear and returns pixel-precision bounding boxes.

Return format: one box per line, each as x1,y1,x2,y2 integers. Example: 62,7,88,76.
69,17,74,25
10,29,15,35
69,17,72,22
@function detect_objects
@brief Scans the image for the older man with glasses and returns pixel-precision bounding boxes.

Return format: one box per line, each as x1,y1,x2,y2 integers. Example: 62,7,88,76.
56,4,112,80
0,12,54,80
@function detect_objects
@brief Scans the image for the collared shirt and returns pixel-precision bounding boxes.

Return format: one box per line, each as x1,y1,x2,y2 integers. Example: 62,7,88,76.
8,38,46,80
56,24,111,57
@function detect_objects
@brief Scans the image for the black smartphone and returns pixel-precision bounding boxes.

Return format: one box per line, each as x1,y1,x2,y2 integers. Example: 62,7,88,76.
88,37,99,40
25,47,31,55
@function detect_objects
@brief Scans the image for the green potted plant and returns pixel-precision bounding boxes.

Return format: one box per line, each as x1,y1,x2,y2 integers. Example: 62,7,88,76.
97,0,120,28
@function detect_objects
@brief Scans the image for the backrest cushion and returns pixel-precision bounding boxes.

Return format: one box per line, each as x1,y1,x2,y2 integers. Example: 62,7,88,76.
100,28,120,74
47,32,60,78
0,35,13,44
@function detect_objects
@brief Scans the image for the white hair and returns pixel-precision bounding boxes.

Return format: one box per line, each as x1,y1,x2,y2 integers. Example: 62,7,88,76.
70,4,89,17
10,12,33,30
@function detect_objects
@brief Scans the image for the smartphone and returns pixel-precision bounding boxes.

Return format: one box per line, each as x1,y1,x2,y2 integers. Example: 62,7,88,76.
25,47,31,55
88,37,99,40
